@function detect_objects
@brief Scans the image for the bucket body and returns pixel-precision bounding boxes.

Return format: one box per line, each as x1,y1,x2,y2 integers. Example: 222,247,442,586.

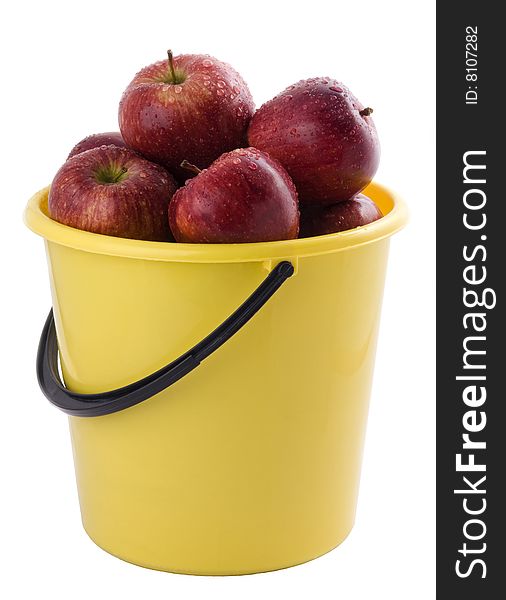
25,182,407,575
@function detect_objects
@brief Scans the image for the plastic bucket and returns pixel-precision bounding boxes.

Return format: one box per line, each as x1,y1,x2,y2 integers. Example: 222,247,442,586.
24,182,407,575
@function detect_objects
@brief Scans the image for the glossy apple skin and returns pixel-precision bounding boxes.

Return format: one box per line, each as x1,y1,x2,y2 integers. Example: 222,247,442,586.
49,145,177,241
169,148,299,243
299,193,382,237
67,132,127,159
119,54,254,180
248,78,380,206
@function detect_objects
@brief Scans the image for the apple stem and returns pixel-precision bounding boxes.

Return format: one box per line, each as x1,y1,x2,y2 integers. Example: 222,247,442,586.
113,167,128,183
180,160,202,175
167,49,177,83
359,107,373,117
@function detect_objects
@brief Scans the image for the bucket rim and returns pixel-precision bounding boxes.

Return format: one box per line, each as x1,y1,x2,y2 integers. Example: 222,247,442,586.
24,181,408,263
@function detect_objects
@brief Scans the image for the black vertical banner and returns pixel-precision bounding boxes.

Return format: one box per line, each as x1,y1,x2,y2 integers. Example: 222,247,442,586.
437,2,505,598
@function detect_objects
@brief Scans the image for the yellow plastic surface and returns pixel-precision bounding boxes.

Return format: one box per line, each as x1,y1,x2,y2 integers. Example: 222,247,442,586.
25,183,407,575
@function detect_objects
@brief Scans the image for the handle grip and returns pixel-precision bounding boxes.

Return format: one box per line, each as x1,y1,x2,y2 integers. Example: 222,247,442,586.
37,261,294,417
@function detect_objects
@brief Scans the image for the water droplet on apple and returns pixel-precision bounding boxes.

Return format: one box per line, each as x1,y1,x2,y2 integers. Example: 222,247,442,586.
233,85,240,94
284,95,293,102
248,162,258,170
203,80,211,86
174,86,183,94
329,86,343,93
290,128,297,135
216,89,224,96
232,158,241,165
217,80,226,89
202,59,213,67
139,171,148,178
235,107,243,116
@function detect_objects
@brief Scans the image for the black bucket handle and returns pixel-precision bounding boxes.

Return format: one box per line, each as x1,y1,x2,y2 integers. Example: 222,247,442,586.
37,261,294,417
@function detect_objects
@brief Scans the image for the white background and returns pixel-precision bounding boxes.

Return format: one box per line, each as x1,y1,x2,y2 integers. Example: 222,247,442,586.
1,1,435,598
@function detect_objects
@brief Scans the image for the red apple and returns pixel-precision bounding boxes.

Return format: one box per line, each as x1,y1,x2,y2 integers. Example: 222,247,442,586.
49,145,177,241
169,148,299,243
119,51,255,180
299,193,383,238
248,78,380,206
67,132,127,159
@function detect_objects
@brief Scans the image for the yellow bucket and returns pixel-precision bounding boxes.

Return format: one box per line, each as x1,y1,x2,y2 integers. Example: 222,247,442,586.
24,182,407,575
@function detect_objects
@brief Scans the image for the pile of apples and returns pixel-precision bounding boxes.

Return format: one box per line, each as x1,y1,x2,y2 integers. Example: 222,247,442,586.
48,51,382,243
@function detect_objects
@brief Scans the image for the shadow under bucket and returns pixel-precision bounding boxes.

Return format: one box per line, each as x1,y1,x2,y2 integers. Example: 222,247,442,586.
24,182,407,575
